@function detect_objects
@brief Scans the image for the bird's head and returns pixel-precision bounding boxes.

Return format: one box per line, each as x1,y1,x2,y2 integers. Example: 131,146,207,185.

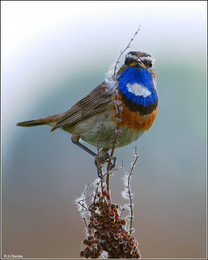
125,51,155,70
117,51,158,114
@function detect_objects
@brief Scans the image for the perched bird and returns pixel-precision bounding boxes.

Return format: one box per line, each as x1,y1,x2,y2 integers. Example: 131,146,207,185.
17,51,158,171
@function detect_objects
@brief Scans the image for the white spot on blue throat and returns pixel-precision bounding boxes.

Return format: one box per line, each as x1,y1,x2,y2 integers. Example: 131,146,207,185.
118,66,157,107
126,83,151,97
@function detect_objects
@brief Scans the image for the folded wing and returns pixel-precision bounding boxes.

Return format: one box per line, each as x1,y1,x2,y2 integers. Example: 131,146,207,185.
51,81,114,131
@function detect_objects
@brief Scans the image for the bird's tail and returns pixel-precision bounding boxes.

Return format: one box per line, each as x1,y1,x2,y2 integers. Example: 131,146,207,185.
17,114,63,127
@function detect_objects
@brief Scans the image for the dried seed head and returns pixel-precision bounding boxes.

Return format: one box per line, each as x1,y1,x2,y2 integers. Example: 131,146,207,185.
121,219,127,225
104,222,111,228
102,190,108,197
113,232,120,240
80,190,140,258
111,240,119,249
109,211,115,219
111,204,117,210
118,237,124,244
94,231,101,239
106,242,112,252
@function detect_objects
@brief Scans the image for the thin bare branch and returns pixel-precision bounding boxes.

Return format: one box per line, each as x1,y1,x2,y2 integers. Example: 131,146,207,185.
106,27,141,196
82,217,91,234
106,88,122,196
128,147,139,234
113,26,141,77
96,124,104,191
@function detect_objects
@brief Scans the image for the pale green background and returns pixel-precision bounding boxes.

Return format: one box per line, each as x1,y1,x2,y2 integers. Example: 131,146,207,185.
2,1,206,258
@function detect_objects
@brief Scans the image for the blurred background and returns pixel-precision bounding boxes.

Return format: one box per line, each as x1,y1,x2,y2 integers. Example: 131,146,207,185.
2,1,206,258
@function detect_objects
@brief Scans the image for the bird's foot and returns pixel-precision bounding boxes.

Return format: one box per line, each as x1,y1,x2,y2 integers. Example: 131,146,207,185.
94,150,117,178
108,156,117,170
95,150,109,178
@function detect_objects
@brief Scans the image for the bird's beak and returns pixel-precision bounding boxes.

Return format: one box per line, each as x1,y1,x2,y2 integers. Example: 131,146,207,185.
130,59,146,68
137,59,146,68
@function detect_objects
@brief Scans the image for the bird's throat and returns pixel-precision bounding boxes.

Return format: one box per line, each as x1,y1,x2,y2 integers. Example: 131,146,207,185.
118,67,158,115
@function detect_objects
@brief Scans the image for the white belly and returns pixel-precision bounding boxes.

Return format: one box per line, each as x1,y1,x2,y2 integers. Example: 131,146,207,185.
69,111,143,149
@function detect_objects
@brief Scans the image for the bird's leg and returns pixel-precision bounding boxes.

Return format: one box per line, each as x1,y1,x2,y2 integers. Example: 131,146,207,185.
71,137,103,177
71,137,96,157
95,149,117,174
71,137,117,177
96,148,110,163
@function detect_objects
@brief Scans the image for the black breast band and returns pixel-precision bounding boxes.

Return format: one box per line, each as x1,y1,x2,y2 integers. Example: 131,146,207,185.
119,91,158,116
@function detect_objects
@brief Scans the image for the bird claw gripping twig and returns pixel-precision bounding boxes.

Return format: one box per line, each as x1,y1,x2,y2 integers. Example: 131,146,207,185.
94,152,117,178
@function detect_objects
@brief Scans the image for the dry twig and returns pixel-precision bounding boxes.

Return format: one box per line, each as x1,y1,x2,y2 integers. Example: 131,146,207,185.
128,147,139,234
113,26,141,77
77,28,142,258
106,26,141,195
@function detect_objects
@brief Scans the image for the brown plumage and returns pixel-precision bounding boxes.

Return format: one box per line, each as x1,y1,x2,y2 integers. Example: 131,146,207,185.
50,81,114,131
17,51,158,161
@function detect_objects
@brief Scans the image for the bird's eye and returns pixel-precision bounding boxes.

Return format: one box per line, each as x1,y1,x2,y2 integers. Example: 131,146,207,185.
148,61,152,68
142,59,153,68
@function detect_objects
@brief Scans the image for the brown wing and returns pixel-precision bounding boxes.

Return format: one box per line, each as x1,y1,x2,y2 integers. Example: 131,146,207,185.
51,81,114,131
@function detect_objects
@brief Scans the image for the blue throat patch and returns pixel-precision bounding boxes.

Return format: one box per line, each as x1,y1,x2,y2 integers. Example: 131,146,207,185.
118,66,157,107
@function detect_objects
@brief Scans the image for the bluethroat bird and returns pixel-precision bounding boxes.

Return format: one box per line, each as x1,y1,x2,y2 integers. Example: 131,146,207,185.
17,51,158,172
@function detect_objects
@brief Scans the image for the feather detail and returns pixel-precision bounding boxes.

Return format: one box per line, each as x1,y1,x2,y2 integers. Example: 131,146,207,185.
51,82,114,131
17,114,63,127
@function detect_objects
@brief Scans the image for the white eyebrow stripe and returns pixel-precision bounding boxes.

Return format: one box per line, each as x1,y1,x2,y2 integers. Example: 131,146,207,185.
126,83,151,97
125,53,138,60
140,56,155,63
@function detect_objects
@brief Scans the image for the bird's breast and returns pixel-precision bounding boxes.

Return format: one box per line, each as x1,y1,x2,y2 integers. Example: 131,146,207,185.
113,94,158,133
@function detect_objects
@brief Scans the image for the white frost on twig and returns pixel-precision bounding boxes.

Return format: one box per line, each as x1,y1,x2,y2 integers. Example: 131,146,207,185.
105,64,118,93
100,251,108,259
121,147,139,234
75,184,89,218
